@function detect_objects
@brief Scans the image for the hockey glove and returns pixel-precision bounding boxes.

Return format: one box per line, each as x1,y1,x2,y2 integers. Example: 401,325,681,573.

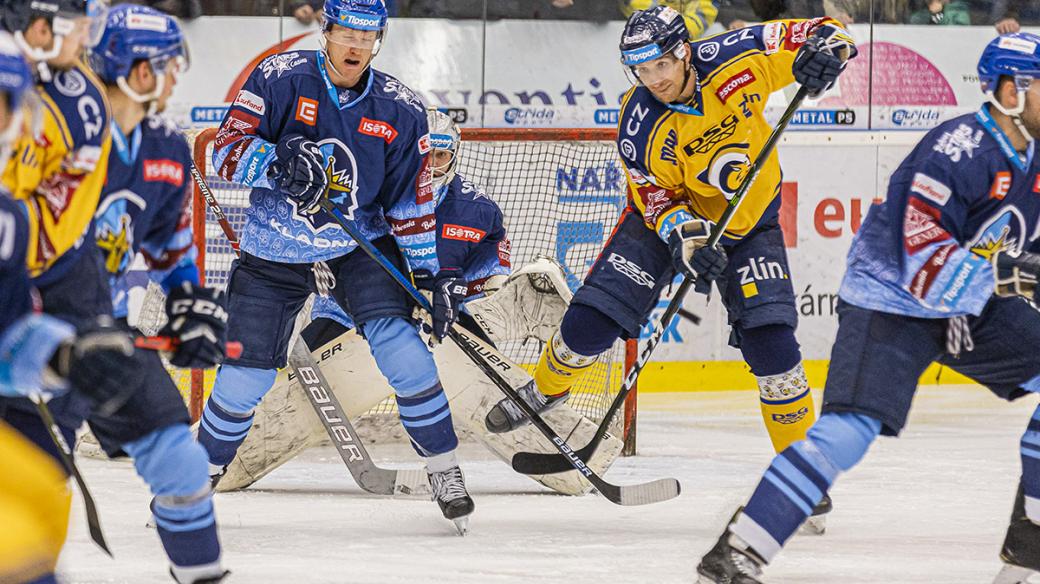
993,250,1040,302
667,219,727,295
268,135,328,215
792,24,857,97
159,282,229,369
413,268,468,345
47,318,137,416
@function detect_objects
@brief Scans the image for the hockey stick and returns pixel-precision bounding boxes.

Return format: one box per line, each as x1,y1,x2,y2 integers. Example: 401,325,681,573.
512,85,811,475
30,394,111,556
190,162,416,495
286,338,430,496
318,200,680,506
134,336,243,359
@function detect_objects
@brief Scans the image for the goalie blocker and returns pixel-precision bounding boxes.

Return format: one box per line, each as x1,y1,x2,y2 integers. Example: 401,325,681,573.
216,258,626,496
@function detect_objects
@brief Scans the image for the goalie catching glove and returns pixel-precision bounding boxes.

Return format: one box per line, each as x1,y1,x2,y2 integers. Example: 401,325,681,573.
268,135,328,215
414,268,468,345
792,23,857,97
667,219,727,294
159,282,229,368
993,250,1040,302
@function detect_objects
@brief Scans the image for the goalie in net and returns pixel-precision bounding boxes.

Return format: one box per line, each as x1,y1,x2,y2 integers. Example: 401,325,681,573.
217,108,626,498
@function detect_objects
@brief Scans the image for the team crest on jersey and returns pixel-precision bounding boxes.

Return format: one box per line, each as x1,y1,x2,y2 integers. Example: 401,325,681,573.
697,143,750,200
933,124,983,163
94,190,147,275
293,138,360,232
260,52,307,79
53,70,87,97
382,78,424,113
969,207,1026,260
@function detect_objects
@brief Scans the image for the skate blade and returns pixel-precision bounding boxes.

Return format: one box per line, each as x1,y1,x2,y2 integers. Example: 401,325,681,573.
452,516,470,536
993,564,1040,584
799,514,826,536
145,516,156,530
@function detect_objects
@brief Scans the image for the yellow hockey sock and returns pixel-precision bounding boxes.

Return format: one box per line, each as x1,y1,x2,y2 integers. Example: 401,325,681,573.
533,331,598,398
757,363,817,453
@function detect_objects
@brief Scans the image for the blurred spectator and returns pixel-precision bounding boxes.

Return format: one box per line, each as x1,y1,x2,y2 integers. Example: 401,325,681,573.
405,0,611,20
618,1,720,39
909,0,971,24
991,0,1024,32
722,0,858,29
134,0,202,19
290,0,396,23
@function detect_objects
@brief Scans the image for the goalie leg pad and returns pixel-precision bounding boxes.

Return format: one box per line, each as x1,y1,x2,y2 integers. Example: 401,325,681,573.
739,412,881,560
124,425,221,574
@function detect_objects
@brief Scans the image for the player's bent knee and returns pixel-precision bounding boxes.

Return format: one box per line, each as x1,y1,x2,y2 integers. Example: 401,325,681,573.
738,324,802,377
362,317,439,397
124,424,211,498
797,412,882,475
559,303,622,356
210,365,278,415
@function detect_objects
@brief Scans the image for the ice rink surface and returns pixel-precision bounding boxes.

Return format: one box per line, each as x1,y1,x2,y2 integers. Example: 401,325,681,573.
59,385,1037,583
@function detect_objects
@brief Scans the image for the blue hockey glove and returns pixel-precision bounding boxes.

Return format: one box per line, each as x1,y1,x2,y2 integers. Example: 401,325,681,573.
792,24,857,97
159,282,229,369
667,219,727,295
47,317,138,415
268,135,328,215
413,268,468,345
994,250,1040,302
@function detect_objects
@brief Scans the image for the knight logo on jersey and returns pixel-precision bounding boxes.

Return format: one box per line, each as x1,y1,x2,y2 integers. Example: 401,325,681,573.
443,224,486,243
296,138,359,231
143,159,185,186
94,190,148,275
358,118,398,144
697,143,750,199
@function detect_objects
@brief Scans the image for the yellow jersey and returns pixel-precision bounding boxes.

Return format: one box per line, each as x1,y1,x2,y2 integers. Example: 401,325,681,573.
618,17,852,243
3,62,111,278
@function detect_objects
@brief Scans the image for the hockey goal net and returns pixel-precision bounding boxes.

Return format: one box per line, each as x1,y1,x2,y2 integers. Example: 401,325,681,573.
150,127,639,452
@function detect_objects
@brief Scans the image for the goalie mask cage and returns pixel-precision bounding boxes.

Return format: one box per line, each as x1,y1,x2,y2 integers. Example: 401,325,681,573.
161,127,639,455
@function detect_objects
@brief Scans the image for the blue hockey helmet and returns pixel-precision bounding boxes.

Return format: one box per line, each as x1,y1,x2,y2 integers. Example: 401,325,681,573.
619,5,690,70
978,34,1040,113
0,31,33,110
89,5,188,105
2,0,108,65
323,0,387,32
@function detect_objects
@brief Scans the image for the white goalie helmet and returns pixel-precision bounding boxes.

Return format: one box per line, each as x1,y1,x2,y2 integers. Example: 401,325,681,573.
426,106,460,192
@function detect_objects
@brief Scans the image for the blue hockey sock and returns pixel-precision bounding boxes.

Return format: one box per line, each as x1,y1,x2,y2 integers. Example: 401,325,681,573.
198,399,254,467
397,383,458,457
733,412,881,562
198,365,276,466
26,575,58,584
1021,404,1040,522
124,425,222,576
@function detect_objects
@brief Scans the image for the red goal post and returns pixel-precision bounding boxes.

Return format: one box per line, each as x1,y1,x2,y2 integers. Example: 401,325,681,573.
184,126,640,454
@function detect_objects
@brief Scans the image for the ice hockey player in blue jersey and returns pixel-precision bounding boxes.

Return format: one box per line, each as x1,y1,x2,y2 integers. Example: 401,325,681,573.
304,106,511,345
696,33,1040,584
85,6,230,582
197,0,475,529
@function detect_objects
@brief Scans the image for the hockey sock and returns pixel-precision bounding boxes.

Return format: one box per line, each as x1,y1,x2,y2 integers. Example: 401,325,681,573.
738,325,813,453
757,363,816,453
198,365,276,466
1021,404,1040,523
397,382,459,457
534,331,599,398
533,304,618,398
734,412,881,563
124,425,222,580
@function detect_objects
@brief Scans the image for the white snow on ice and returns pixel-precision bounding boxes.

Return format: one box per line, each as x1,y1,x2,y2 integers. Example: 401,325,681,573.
58,386,1037,583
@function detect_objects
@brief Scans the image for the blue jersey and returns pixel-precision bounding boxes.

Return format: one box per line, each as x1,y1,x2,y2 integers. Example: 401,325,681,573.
312,173,510,327
212,51,438,272
0,194,32,334
839,107,1040,317
96,116,198,318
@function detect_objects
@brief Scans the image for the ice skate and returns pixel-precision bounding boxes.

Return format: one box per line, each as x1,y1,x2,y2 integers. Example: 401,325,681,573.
993,485,1040,583
484,380,568,434
428,465,474,536
696,515,766,584
801,493,832,535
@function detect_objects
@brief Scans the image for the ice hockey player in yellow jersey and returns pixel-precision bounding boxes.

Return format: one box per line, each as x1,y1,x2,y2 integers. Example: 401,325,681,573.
0,0,111,280
483,6,855,530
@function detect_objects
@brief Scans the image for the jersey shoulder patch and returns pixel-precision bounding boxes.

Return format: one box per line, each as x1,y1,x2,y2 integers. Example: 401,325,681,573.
923,114,995,165
42,63,110,149
371,69,427,119
617,86,671,174
257,50,314,82
690,26,764,76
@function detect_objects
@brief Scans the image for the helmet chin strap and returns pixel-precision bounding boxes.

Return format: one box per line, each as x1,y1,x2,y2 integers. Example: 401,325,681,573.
116,74,164,116
319,33,380,83
988,89,1035,145
14,31,61,82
